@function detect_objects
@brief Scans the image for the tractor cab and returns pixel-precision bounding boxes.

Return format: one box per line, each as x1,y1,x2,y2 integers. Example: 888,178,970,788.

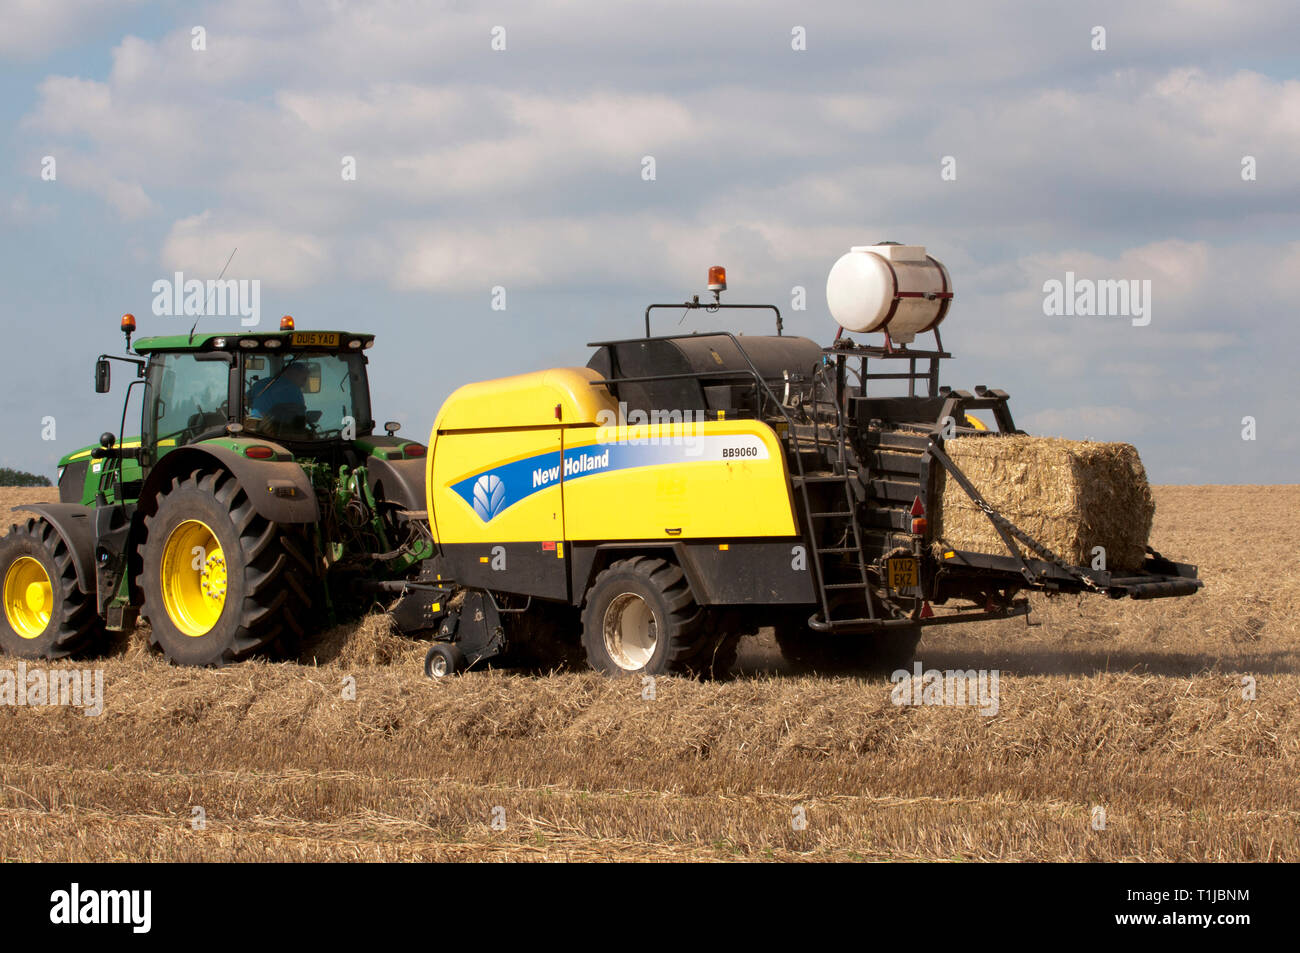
67,317,393,509
133,323,379,460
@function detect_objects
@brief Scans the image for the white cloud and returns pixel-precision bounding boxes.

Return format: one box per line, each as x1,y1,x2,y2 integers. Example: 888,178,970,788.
0,0,142,60
1023,405,1150,442
7,1,1298,483
160,211,330,288
1,191,56,224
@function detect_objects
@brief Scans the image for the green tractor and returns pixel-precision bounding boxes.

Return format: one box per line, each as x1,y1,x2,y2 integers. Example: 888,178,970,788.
0,314,433,666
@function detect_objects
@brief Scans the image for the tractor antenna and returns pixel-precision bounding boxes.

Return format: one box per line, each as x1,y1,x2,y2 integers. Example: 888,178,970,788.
189,246,238,343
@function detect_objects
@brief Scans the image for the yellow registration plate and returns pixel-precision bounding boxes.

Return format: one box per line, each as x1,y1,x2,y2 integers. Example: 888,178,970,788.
291,331,339,348
887,556,919,590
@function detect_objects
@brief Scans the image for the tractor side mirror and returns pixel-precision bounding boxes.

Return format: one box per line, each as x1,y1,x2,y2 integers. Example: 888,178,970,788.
384,421,401,435
94,358,111,393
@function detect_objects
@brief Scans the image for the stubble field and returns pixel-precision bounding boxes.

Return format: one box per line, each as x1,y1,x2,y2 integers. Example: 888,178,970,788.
1,484,1296,861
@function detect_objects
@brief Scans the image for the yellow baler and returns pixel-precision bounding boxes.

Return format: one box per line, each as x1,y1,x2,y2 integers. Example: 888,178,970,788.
407,270,1200,681
420,337,824,677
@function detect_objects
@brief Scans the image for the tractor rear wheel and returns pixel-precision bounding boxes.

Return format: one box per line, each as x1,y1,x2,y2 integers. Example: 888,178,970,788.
580,556,707,677
139,470,313,666
0,518,103,659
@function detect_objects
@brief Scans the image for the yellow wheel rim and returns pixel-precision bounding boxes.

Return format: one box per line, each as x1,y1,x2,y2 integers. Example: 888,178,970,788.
965,414,989,432
161,520,227,637
3,556,53,639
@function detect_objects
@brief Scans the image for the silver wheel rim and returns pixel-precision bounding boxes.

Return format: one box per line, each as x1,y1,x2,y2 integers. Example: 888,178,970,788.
602,592,658,670
431,655,448,677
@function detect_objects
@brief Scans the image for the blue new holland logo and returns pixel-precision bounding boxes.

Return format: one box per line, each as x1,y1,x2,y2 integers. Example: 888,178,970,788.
448,434,767,523
471,474,507,521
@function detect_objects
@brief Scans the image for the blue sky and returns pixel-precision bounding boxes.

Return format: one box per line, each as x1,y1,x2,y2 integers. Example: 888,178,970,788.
1,0,1297,483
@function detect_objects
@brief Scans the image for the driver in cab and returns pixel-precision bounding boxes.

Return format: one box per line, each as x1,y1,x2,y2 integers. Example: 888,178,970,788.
248,361,309,429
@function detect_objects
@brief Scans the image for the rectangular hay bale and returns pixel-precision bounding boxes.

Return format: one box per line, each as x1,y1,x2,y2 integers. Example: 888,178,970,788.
935,435,1155,571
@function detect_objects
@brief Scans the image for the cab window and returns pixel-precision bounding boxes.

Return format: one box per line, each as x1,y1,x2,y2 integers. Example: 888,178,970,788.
145,353,230,449
242,352,370,439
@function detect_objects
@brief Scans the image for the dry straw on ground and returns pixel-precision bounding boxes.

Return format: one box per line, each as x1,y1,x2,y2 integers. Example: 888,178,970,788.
298,613,424,668
2,484,1297,862
936,435,1155,569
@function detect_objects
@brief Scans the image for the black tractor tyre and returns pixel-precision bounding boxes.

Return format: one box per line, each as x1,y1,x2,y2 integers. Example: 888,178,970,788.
424,642,465,679
0,517,104,659
139,469,314,667
580,556,706,677
775,615,923,675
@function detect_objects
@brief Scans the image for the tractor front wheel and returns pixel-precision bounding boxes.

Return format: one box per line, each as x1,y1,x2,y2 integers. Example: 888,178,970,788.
139,470,312,666
0,518,103,658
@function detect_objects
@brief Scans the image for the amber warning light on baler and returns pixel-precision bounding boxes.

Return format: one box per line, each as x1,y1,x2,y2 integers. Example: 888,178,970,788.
707,266,727,292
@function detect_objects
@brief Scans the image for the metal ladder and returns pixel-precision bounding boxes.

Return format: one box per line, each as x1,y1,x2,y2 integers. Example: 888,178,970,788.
598,330,883,632
789,369,877,631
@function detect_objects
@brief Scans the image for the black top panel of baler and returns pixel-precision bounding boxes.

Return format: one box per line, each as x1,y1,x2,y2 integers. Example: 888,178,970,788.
854,395,949,429
587,334,823,417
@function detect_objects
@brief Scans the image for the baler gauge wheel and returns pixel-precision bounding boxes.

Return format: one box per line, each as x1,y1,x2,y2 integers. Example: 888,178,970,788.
424,642,465,679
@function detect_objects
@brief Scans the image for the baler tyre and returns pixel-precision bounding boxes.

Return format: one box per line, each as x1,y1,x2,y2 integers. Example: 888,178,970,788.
682,629,742,680
774,618,922,675
860,625,924,674
139,469,312,667
424,642,465,679
679,608,747,679
0,518,103,659
581,556,703,677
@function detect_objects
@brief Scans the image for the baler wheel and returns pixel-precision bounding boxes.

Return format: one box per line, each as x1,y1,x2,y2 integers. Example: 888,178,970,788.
424,642,465,679
774,614,922,675
580,556,706,677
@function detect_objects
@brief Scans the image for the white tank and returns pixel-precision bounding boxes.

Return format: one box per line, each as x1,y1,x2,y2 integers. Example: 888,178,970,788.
825,243,952,344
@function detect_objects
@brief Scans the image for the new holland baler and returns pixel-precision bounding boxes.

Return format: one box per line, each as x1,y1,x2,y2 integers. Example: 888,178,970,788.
401,248,1201,678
